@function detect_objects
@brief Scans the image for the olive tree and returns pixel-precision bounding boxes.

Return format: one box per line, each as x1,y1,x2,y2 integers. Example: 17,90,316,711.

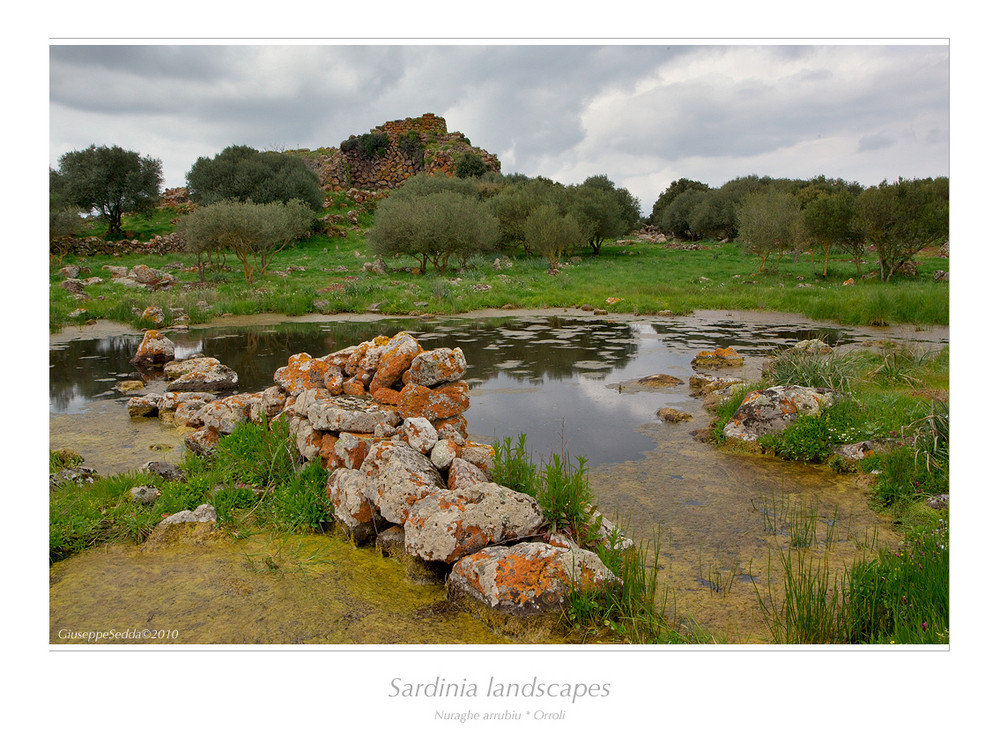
186,145,324,211
368,190,499,273
854,178,949,281
572,175,642,253
524,203,585,269
178,199,314,283
802,191,856,276
736,190,801,271
54,144,162,236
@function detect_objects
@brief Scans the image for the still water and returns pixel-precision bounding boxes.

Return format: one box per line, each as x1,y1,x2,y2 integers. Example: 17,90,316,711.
49,310,948,642
49,310,912,467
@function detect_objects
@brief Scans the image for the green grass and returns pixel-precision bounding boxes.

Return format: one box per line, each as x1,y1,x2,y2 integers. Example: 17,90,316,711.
754,517,949,644
50,201,949,333
49,421,330,563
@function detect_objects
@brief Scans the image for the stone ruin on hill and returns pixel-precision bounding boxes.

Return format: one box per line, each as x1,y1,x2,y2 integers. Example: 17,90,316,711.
306,113,501,195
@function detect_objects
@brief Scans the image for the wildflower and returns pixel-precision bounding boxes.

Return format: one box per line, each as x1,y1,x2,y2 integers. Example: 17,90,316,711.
922,622,928,632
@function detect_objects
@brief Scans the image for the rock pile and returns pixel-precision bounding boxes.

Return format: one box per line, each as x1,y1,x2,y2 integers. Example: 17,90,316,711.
127,331,619,639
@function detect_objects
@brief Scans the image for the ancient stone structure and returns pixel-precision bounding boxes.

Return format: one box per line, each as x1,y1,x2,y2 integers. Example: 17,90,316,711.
126,331,617,640
312,113,501,194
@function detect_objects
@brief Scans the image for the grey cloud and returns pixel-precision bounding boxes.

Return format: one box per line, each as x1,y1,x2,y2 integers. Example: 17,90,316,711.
858,132,897,152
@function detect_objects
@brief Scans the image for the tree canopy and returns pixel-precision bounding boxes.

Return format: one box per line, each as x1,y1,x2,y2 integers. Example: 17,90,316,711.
186,145,324,211
54,145,163,236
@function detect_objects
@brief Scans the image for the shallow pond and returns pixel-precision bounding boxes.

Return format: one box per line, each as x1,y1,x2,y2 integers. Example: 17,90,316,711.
49,309,948,643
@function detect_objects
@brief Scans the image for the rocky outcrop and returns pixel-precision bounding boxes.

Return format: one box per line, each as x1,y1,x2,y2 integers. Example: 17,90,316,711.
722,385,837,443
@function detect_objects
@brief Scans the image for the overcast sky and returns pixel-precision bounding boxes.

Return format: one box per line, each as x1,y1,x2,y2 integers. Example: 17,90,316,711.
49,42,948,217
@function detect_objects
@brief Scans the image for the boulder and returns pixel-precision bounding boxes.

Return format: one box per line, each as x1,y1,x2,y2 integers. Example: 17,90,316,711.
127,395,160,418
49,466,99,489
792,338,834,355
445,541,617,638
306,395,401,434
689,374,746,397
722,385,837,443
656,407,692,423
691,347,744,369
403,482,546,564
333,432,375,470
429,438,459,470
130,485,162,505
142,461,185,482
446,457,489,490
184,426,221,456
398,381,470,421
371,332,423,392
274,353,332,396
130,329,175,367
358,441,445,525
199,394,252,434
167,359,238,392
457,442,494,475
142,503,218,550
401,417,438,454
327,467,385,543
636,374,684,388
404,347,468,387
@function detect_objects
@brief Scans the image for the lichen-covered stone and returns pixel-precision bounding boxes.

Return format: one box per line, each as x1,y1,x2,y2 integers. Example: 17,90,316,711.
127,395,159,418
167,358,238,392
199,393,254,434
398,381,469,421
656,407,692,423
722,385,837,442
359,441,445,525
274,353,331,396
184,426,221,456
404,347,467,387
691,347,744,369
130,329,175,367
326,467,385,543
291,388,333,417
457,442,494,475
334,432,375,470
446,541,617,620
306,396,401,434
371,332,423,392
429,438,459,470
403,482,545,564
446,457,488,490
401,417,438,454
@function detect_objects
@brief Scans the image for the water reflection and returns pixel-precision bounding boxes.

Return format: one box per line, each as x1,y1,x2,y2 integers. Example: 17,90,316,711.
50,314,864,464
